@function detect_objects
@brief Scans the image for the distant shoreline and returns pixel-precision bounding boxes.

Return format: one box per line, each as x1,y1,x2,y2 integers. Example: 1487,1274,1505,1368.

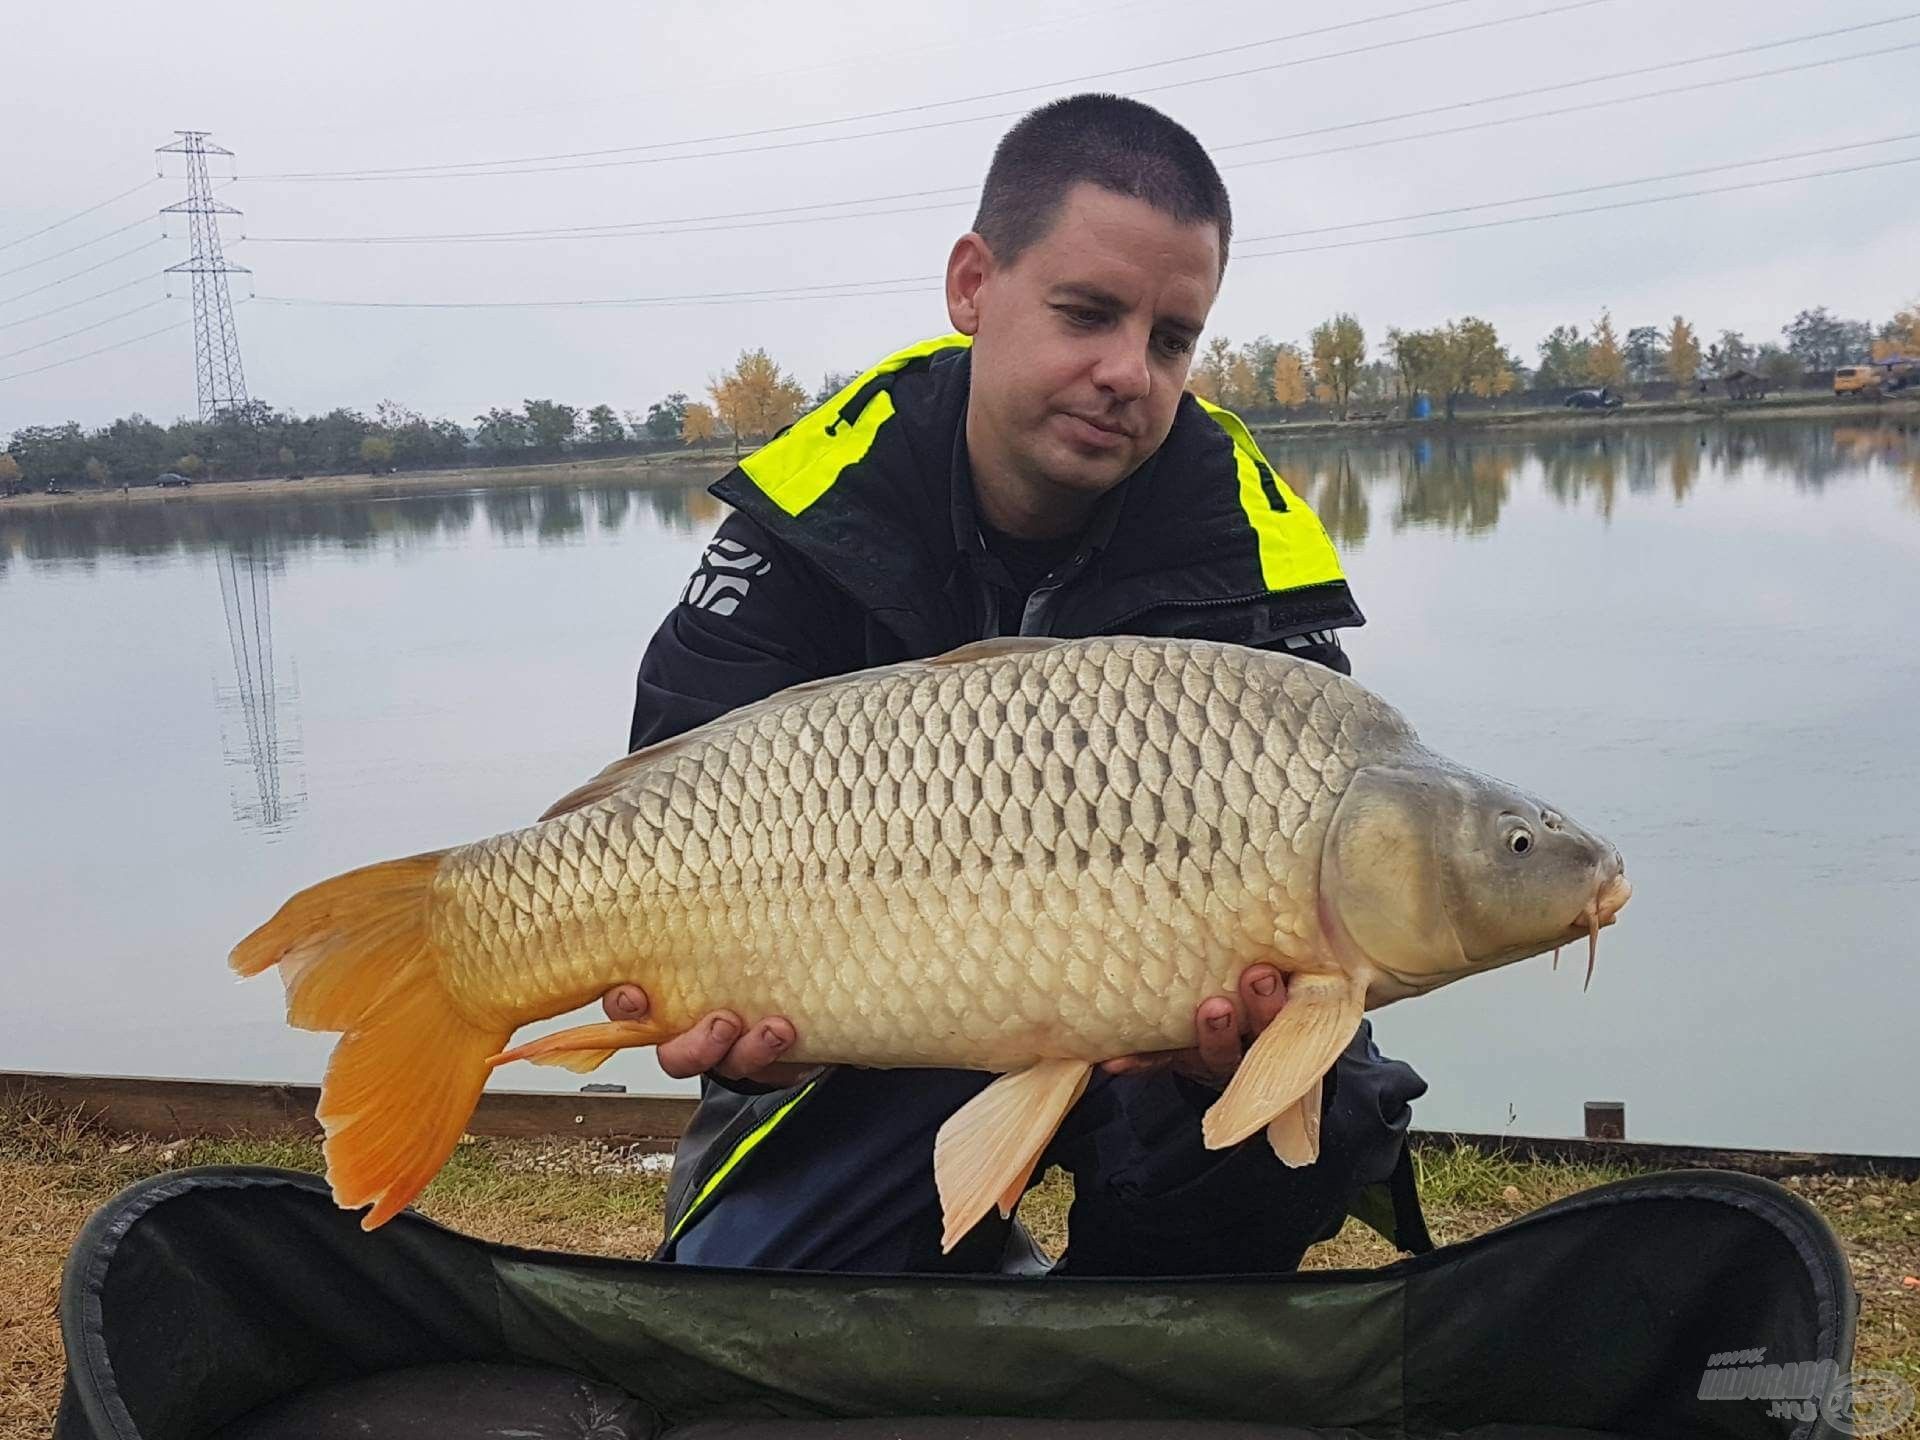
1251,392,1920,445
5,396,1914,512
0,449,738,512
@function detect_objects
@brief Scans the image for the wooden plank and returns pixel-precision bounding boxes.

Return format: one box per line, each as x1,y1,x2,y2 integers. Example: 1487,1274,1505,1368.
6,1072,1917,1180
0,1071,696,1143
1415,1129,1920,1182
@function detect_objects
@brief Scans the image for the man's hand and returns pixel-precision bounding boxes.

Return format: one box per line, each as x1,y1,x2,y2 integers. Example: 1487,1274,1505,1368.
601,985,819,1088
1097,965,1288,1086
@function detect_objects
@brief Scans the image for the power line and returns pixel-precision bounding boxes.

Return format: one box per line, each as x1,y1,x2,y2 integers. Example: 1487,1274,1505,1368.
0,177,157,255
0,297,174,364
252,148,1918,313
253,0,1486,179
1213,11,1920,158
0,215,158,282
240,25,1920,253
246,126,1920,256
1237,152,1920,257
247,0,1612,182
0,275,163,333
1226,38,1920,175
1236,130,1920,242
0,311,203,385
0,238,165,311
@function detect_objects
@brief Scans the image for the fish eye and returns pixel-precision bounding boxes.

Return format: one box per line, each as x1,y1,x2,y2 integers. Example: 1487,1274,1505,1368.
1507,828,1534,855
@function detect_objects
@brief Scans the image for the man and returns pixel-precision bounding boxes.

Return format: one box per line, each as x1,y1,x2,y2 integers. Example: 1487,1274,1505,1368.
602,94,1429,1275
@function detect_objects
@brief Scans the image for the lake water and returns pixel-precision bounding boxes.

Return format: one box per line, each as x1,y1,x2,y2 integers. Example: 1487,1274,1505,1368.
3,421,1916,1156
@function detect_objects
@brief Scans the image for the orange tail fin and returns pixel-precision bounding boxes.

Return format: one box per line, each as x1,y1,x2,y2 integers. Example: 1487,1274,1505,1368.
230,852,510,1230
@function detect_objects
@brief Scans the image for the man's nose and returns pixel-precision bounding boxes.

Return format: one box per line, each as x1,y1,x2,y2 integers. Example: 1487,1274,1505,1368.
1090,333,1152,403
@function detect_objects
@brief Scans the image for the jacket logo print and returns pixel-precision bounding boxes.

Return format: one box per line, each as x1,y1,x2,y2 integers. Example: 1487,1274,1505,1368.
682,537,773,617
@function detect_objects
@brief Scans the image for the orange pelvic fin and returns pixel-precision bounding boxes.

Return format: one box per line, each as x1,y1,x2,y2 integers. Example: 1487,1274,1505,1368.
488,1019,672,1074
934,1059,1091,1254
230,851,510,1231
1202,972,1361,1152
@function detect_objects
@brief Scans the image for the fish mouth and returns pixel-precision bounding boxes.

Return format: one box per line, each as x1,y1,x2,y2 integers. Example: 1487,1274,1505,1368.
1551,869,1632,992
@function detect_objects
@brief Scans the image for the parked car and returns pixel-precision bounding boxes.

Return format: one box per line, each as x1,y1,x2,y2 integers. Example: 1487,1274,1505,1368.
1833,366,1882,397
155,472,193,487
1563,387,1623,410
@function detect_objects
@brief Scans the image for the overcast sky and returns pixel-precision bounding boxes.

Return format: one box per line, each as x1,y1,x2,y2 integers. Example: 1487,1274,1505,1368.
2,0,1915,431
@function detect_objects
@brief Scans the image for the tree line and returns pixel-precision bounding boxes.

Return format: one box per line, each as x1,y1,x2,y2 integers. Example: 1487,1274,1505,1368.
4,304,1915,492
1189,301,1919,422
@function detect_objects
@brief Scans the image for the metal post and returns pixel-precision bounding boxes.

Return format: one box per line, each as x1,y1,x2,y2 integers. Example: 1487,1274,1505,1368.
1584,1101,1626,1140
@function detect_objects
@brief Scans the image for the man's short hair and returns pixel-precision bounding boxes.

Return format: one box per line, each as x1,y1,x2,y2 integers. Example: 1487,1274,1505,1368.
973,94,1232,273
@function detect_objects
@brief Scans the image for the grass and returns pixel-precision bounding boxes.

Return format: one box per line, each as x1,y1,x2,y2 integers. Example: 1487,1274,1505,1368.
2,1099,1913,1438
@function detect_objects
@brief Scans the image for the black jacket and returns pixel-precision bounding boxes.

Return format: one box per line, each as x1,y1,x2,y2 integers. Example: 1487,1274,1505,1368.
630,336,1429,1273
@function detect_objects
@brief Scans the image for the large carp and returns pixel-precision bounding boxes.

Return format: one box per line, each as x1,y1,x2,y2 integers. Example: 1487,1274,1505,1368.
234,635,1629,1247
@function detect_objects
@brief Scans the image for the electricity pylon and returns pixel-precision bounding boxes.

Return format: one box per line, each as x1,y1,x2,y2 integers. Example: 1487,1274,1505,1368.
158,131,249,420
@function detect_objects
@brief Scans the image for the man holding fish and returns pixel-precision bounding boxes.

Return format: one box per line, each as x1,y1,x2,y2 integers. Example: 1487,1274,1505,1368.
236,94,1627,1271
595,94,1429,1274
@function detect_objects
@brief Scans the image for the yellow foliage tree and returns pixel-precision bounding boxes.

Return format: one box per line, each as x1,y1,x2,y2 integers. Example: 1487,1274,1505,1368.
1667,316,1701,386
1309,313,1367,415
1188,335,1232,402
680,401,718,449
1222,354,1263,411
1871,301,1919,361
1585,312,1627,387
1271,349,1309,407
709,348,810,454
0,454,19,488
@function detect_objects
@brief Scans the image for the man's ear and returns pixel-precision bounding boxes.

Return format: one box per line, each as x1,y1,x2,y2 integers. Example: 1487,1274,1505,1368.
945,232,993,337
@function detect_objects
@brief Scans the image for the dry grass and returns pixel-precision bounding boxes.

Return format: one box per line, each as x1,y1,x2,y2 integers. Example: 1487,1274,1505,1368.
3,1101,1913,1439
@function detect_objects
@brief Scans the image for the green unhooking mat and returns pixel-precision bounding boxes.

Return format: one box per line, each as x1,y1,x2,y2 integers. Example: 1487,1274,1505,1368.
54,1165,1857,1440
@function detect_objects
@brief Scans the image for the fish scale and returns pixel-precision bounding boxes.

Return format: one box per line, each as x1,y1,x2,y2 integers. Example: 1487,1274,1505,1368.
429,636,1403,1071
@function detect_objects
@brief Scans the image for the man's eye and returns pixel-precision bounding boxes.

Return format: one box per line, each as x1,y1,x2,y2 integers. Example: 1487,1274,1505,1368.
1157,333,1194,356
1058,306,1104,328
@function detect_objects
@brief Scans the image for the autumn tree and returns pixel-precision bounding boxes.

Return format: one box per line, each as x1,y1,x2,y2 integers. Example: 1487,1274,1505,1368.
1872,301,1920,361
1270,347,1310,407
709,348,809,455
1585,312,1627,388
176,454,205,478
1398,317,1515,420
0,454,20,490
680,401,718,450
1221,352,1264,410
83,457,110,486
360,435,394,473
1187,335,1233,402
1309,313,1366,415
1666,316,1701,387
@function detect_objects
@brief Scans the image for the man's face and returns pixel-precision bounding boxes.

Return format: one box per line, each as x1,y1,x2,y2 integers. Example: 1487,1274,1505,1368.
948,184,1221,507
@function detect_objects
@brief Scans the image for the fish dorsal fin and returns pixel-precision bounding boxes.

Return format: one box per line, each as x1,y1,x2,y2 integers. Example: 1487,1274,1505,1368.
922,636,1070,667
541,637,1072,820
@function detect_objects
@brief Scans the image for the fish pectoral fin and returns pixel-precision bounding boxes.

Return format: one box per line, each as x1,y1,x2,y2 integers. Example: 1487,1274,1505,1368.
1265,1074,1324,1168
488,1019,672,1073
934,1060,1091,1254
1202,972,1361,1152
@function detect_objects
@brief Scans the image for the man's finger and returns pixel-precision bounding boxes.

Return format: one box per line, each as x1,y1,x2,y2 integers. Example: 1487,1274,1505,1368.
714,1017,797,1081
1099,1053,1174,1077
1241,965,1288,1035
656,1011,741,1079
601,983,650,1023
1192,996,1243,1081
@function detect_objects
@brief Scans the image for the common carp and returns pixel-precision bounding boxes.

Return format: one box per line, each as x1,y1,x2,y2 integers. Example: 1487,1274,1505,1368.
233,635,1630,1247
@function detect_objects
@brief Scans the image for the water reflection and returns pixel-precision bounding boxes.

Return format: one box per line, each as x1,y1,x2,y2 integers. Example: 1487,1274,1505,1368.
215,547,303,835
0,469,725,573
0,427,1913,574
1268,420,1919,547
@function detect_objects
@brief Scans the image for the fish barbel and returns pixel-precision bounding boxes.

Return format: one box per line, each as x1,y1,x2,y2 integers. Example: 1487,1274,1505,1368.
233,635,1630,1246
